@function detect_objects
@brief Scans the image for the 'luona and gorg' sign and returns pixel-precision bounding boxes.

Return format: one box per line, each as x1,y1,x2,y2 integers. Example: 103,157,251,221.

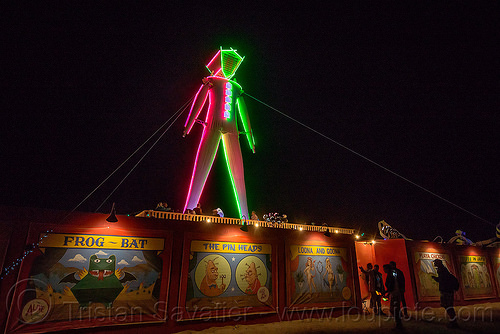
6,232,170,333
288,245,354,308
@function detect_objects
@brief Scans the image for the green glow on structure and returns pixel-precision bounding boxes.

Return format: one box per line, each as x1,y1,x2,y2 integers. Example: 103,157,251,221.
221,136,243,219
221,48,244,79
236,98,255,152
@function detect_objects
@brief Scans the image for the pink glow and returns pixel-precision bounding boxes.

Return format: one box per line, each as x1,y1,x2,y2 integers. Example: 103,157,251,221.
205,90,213,123
183,128,208,213
183,92,214,213
184,85,203,128
184,85,209,134
214,68,223,77
206,50,221,69
205,50,222,75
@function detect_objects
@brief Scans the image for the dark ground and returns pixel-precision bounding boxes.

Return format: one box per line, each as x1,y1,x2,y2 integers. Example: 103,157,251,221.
177,302,500,333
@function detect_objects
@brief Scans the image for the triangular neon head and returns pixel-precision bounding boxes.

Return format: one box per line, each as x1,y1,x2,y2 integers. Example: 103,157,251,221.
206,47,244,79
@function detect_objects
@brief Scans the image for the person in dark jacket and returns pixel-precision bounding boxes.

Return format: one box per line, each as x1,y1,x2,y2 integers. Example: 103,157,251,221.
390,261,408,317
432,259,458,328
383,264,402,329
373,264,386,315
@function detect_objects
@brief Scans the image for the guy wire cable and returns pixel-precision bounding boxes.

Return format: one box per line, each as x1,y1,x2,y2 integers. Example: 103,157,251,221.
94,97,191,212
63,95,195,220
1,96,194,281
243,92,494,227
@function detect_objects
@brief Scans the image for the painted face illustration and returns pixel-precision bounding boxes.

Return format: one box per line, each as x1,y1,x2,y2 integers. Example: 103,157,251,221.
59,254,136,309
245,262,258,285
89,254,115,280
206,260,219,282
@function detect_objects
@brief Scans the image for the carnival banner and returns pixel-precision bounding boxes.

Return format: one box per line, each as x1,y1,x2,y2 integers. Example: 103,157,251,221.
184,240,274,315
493,256,500,297
288,245,353,307
459,255,493,298
7,232,169,333
413,251,454,300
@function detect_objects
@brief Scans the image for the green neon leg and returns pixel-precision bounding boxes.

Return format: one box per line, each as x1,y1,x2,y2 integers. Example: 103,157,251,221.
221,133,249,219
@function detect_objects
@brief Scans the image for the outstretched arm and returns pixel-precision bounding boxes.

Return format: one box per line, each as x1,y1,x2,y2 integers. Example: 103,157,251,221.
236,95,255,153
183,81,210,136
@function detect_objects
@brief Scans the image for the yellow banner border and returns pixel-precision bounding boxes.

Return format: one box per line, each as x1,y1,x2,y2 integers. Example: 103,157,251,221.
38,233,164,251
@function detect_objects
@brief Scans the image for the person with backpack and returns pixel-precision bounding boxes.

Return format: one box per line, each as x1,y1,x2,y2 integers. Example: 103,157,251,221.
432,259,459,328
383,264,403,329
390,261,408,317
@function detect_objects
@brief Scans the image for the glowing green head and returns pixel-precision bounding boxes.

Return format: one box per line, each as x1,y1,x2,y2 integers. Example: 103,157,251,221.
205,47,244,79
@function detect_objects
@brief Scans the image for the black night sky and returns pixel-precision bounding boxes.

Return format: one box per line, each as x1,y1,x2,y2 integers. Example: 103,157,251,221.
1,3,499,242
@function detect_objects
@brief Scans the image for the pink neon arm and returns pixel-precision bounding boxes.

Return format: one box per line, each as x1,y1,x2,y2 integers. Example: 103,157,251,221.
236,96,255,153
183,83,210,136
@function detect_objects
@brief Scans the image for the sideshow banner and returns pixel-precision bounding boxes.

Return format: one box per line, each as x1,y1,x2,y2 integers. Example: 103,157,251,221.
288,245,353,307
183,240,274,317
459,255,493,298
413,251,453,300
7,233,168,333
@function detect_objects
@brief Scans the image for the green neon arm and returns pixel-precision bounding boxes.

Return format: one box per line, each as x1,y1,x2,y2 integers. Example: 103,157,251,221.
236,96,255,153
183,83,210,136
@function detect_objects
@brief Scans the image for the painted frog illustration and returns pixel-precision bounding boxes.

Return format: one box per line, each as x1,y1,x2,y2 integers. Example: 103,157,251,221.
59,255,136,309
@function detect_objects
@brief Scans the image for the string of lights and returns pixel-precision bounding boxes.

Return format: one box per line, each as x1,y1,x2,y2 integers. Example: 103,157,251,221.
0,229,53,280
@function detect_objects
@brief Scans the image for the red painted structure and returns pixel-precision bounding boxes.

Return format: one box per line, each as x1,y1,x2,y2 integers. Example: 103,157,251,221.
2,207,499,333
355,239,500,311
0,207,360,334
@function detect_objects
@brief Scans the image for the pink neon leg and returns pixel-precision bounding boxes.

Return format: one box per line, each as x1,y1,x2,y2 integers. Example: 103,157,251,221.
222,132,249,219
184,129,222,212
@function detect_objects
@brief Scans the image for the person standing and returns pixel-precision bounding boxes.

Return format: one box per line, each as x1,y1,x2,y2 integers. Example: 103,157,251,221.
194,203,203,215
373,264,386,315
432,259,459,328
390,261,408,317
383,264,403,329
251,210,259,221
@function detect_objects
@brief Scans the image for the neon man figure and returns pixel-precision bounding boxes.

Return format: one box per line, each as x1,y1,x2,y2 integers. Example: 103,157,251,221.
182,48,255,219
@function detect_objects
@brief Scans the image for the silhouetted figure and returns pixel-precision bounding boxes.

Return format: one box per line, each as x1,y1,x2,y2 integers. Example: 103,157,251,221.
194,203,203,215
373,264,385,315
383,264,402,330
156,202,171,212
390,261,407,317
432,259,459,328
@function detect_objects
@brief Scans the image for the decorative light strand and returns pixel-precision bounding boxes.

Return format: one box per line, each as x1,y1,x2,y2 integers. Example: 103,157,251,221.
0,229,53,280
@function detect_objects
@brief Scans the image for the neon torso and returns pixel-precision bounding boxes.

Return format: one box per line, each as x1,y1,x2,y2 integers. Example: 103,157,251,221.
182,48,254,219
204,76,242,133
